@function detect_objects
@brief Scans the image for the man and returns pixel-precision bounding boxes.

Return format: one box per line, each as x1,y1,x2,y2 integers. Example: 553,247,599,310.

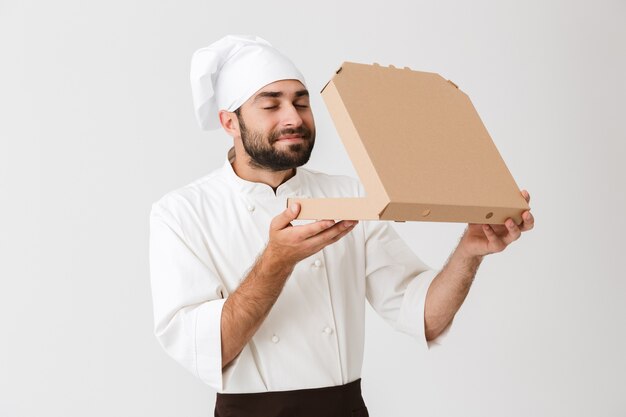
149,35,534,417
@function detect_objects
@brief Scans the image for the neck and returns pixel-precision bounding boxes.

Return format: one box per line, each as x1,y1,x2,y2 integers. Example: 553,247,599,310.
230,143,296,192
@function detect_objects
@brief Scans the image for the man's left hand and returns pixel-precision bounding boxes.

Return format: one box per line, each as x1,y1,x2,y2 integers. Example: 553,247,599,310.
457,189,534,258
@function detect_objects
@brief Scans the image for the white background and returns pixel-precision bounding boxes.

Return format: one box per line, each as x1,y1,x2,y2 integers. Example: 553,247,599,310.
1,0,625,416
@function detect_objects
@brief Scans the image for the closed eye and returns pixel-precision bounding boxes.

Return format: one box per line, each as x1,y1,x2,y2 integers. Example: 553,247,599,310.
263,104,308,110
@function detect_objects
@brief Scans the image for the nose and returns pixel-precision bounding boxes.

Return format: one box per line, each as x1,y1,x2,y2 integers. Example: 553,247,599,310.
280,104,303,128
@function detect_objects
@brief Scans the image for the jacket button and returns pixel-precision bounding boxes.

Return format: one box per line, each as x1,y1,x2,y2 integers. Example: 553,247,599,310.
247,204,255,212
271,335,280,343
323,327,333,335
313,259,322,268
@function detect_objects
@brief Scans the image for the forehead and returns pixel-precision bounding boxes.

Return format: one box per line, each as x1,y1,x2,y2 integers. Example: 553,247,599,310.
247,79,308,104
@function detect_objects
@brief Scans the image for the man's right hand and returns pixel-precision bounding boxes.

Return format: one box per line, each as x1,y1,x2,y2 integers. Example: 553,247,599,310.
221,202,358,369
265,202,358,269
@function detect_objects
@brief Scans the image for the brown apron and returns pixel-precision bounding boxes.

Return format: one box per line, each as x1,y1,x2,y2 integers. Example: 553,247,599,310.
214,378,369,417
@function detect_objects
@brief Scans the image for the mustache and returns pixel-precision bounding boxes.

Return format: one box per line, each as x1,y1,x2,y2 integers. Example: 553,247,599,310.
270,126,313,143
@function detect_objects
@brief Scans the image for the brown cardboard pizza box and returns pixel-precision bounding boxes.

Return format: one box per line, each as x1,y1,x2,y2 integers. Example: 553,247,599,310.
287,62,529,225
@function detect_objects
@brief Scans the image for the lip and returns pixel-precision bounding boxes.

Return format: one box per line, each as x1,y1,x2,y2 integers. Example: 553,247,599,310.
276,135,304,142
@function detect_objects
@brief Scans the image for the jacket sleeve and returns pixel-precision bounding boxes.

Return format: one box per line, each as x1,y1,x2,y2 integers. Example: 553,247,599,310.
363,219,454,350
149,202,227,391
358,171,454,349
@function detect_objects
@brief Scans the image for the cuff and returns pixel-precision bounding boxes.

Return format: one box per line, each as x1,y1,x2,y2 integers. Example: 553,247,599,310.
395,269,453,350
195,298,227,391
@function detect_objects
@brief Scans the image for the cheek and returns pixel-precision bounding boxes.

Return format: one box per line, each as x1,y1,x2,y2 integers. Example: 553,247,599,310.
296,111,312,128
246,115,277,136
253,115,280,132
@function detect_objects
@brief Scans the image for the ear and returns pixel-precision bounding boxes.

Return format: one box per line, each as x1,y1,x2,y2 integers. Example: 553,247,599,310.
218,110,240,137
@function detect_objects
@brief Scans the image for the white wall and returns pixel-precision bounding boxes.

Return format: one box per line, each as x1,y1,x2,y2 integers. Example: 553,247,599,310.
1,0,624,415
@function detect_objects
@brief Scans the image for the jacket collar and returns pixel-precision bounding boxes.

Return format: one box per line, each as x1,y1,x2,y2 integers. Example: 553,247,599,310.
221,147,303,198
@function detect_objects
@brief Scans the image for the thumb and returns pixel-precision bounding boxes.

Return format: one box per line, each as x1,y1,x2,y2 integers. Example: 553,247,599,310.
271,202,300,231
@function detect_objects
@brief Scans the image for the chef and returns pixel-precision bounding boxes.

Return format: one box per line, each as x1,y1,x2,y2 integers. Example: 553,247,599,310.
148,34,534,417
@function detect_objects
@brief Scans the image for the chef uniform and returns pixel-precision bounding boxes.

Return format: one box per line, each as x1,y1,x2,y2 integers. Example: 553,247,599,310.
149,35,452,417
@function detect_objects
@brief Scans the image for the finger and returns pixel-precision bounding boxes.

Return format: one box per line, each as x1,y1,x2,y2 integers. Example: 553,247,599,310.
504,218,522,243
307,220,358,247
520,210,534,231
521,189,531,203
317,221,358,248
271,203,301,231
291,219,337,240
325,222,358,245
482,224,506,252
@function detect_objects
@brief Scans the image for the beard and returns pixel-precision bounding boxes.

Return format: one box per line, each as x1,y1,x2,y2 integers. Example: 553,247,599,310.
238,115,315,171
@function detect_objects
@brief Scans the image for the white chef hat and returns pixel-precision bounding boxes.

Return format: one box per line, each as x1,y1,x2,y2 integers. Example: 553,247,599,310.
190,34,307,131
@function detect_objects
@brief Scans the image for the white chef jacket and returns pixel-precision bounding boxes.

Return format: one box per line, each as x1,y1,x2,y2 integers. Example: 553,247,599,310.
149,148,452,394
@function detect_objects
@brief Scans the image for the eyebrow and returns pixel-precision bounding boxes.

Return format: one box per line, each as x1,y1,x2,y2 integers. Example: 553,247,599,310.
253,89,309,102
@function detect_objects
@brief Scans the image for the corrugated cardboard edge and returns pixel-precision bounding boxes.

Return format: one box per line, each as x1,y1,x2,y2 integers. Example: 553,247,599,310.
289,197,382,220
379,201,529,225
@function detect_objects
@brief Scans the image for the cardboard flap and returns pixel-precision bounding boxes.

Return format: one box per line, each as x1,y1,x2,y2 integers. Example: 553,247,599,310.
321,69,389,203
